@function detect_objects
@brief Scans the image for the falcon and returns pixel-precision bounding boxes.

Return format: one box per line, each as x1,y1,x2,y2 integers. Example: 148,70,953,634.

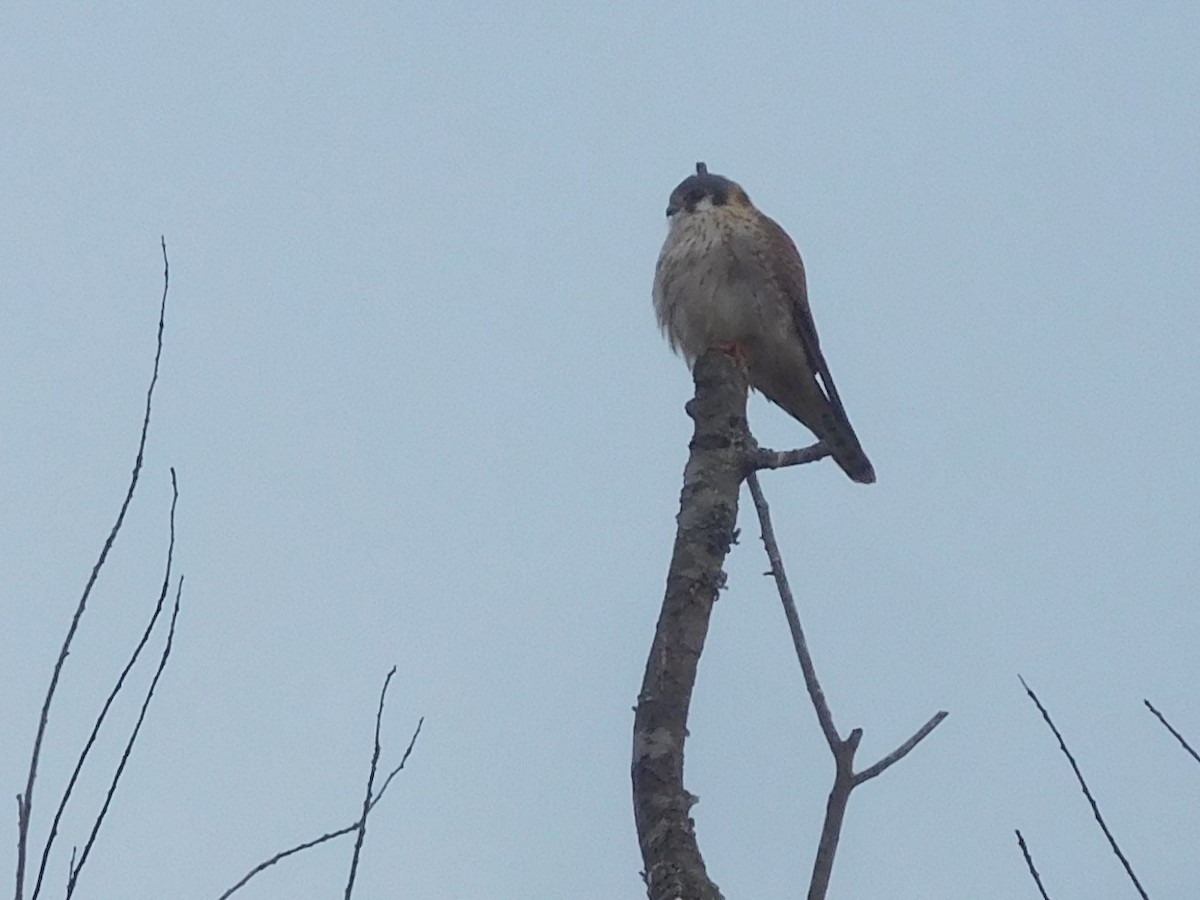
652,163,876,484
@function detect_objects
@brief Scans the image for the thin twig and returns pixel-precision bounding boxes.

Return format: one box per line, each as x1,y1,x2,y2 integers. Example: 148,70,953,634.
66,572,184,899
1144,700,1200,766
745,471,839,750
375,717,423,803
1020,677,1148,900
752,443,831,471
1015,830,1052,900
16,237,170,900
220,824,360,900
31,470,180,900
344,667,396,900
217,708,423,899
854,711,949,786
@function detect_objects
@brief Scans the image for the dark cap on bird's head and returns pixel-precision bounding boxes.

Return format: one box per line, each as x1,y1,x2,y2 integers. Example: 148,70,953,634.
666,161,750,217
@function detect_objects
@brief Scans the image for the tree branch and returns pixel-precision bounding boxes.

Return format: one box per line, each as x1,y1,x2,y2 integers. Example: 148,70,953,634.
16,237,170,900
746,471,947,900
1015,829,1053,900
66,572,185,899
1144,699,1200,766
751,443,830,471
634,350,945,900
853,711,949,787
632,350,753,900
343,667,396,900
31,470,181,900
744,473,840,750
1020,677,1147,900
218,690,422,899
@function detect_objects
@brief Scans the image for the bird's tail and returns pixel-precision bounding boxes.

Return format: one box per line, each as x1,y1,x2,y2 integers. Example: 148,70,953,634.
757,368,876,484
814,407,876,484
764,384,876,484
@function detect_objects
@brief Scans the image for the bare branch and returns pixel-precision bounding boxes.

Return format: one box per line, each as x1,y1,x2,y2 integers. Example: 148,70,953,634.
16,238,170,900
747,471,946,900
344,667,396,900
853,711,949,786
373,717,424,805
218,699,423,899
632,349,752,900
745,472,840,750
751,442,831,471
1015,830,1053,900
636,352,944,900
218,823,361,900
808,731,859,900
1144,699,1200,766
66,572,185,899
1020,677,1148,900
31,470,180,900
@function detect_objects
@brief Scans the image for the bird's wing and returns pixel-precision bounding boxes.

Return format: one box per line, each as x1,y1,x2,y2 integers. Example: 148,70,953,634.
755,214,859,433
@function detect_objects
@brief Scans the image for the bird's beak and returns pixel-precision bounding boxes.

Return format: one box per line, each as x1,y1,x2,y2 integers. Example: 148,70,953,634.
665,204,679,217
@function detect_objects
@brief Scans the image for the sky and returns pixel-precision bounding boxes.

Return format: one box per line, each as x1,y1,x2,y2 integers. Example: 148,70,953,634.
2,3,1198,898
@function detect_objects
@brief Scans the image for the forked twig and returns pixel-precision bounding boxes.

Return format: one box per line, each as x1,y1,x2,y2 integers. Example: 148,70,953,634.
16,237,171,900
746,472,947,900
218,684,423,899
1020,677,1148,900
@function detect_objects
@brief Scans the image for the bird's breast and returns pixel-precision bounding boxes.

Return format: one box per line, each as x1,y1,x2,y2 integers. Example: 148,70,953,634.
653,212,783,364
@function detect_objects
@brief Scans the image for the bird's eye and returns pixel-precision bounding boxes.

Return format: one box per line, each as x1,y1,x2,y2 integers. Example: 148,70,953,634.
685,188,705,205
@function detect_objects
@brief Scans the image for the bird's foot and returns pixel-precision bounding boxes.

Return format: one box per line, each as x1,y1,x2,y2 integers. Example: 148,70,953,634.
714,341,749,369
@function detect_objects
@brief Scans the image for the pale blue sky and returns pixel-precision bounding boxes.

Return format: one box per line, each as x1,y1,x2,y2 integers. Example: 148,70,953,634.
3,3,1199,898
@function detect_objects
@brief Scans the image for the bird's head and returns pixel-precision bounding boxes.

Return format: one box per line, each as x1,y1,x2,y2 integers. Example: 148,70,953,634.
665,162,752,219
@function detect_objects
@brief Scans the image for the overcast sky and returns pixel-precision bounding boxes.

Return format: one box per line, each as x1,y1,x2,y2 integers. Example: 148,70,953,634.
3,3,1199,898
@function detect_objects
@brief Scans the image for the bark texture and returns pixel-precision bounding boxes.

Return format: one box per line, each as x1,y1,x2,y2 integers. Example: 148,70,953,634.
631,350,753,900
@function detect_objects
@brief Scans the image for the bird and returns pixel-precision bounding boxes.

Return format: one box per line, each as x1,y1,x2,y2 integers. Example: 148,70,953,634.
652,163,875,484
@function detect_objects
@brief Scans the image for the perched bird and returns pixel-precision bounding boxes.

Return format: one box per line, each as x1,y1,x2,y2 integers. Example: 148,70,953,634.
652,163,875,484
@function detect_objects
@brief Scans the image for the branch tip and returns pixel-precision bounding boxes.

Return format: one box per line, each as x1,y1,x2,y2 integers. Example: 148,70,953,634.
1144,699,1200,766
1015,829,1053,900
